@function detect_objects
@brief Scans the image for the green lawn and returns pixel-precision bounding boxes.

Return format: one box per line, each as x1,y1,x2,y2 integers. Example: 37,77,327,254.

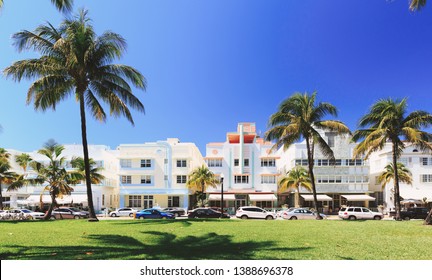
1,219,431,260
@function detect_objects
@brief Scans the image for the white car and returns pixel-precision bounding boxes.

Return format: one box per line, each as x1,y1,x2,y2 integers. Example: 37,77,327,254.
235,206,276,220
339,206,383,220
282,208,326,220
6,209,45,220
109,207,137,217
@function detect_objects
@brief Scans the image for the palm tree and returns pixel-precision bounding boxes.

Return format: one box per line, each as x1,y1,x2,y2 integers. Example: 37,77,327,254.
186,165,219,207
410,0,427,11
278,166,312,208
265,91,350,219
378,162,413,189
70,156,105,185
3,9,146,221
0,159,19,210
352,98,432,222
0,0,73,13
15,153,33,174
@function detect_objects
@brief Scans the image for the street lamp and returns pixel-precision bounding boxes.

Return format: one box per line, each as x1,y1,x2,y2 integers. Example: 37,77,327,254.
220,173,224,218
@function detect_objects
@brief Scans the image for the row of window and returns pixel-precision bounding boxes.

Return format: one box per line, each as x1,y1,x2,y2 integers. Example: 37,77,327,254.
316,175,369,184
128,195,180,208
120,175,278,185
295,159,365,166
207,158,276,167
120,159,188,168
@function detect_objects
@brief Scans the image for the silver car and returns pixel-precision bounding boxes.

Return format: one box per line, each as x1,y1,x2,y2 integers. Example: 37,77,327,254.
109,207,137,217
282,208,326,220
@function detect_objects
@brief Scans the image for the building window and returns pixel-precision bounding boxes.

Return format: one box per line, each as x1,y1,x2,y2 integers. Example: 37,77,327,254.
234,175,249,184
421,174,432,183
141,159,152,168
294,159,308,166
244,159,249,167
120,159,132,168
207,159,223,167
256,201,272,208
141,175,151,184
176,160,187,167
121,175,132,184
421,157,432,166
143,195,153,208
261,176,276,184
102,194,105,206
177,175,187,184
168,196,180,207
129,195,141,207
261,158,276,167
234,159,239,166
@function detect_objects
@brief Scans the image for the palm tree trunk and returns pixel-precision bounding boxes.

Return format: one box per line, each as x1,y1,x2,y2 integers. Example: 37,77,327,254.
79,94,98,221
424,207,432,225
44,192,57,220
0,182,3,210
295,189,300,208
392,143,402,221
201,183,205,207
305,137,323,220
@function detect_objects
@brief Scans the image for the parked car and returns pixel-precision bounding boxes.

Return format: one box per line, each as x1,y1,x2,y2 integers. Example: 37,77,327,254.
52,207,89,219
161,207,186,217
235,206,276,220
338,206,383,220
188,208,230,218
16,209,45,219
282,208,327,220
135,208,175,219
399,207,430,220
109,207,137,217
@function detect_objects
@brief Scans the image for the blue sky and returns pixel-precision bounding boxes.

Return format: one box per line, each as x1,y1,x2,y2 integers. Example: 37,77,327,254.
1,0,431,155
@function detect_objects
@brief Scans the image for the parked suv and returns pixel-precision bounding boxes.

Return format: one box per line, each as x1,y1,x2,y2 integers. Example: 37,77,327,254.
339,206,383,220
52,207,89,219
399,207,430,220
235,206,276,220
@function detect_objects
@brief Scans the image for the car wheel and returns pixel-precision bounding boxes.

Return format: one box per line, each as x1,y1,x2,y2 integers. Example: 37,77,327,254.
175,213,180,217
374,216,382,220
290,216,298,220
265,216,274,220
403,216,410,221
348,216,356,220
162,217,167,220
74,216,80,219
241,215,248,220
129,213,134,217
139,216,145,220
111,213,117,217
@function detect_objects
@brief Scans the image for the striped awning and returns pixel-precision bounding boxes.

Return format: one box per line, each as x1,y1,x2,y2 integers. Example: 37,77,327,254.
208,194,236,201
342,195,376,201
249,194,277,201
301,194,333,201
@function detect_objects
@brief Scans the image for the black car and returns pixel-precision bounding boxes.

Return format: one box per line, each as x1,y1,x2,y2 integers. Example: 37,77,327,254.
188,208,230,219
161,207,186,217
399,207,430,220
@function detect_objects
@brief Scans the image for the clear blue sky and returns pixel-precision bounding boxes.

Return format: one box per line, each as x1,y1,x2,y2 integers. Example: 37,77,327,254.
1,0,431,155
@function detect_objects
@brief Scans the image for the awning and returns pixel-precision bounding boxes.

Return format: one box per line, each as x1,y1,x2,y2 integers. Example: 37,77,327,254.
399,187,432,202
248,194,277,201
24,194,88,204
301,194,333,201
208,194,236,201
342,195,376,201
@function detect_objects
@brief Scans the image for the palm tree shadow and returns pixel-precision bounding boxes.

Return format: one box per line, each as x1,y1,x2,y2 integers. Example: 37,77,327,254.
1,231,311,260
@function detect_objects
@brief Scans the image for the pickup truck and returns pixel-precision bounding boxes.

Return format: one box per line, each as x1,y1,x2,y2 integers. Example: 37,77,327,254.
398,208,430,220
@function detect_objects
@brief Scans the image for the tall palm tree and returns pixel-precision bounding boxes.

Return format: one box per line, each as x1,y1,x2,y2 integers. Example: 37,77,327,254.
265,91,350,219
278,166,312,208
0,0,73,13
378,162,413,189
186,165,219,207
3,9,146,221
15,153,33,174
352,98,432,222
410,0,427,11
0,160,18,210
70,156,105,185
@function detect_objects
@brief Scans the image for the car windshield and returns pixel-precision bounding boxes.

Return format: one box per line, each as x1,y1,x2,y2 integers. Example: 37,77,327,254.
68,207,81,212
21,209,31,213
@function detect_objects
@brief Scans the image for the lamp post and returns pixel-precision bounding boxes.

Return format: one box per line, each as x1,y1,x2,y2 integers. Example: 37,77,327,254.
220,173,224,218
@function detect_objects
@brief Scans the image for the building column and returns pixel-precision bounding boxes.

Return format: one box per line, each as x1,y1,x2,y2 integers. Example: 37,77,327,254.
183,195,189,210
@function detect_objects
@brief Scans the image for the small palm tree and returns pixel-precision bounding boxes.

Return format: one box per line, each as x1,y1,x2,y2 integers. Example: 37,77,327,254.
15,153,33,174
0,0,73,13
378,162,413,189
352,98,432,222
4,9,146,221
278,166,312,208
186,165,219,207
265,91,350,219
70,157,105,185
0,158,18,210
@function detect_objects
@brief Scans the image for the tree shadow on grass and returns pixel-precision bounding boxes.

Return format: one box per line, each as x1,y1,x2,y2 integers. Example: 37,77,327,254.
0,231,311,260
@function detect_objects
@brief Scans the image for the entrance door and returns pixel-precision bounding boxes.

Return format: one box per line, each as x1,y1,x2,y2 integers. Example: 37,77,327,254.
143,195,154,209
235,195,247,209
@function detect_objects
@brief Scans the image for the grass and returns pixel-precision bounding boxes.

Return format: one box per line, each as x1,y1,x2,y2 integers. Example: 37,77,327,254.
0,219,431,260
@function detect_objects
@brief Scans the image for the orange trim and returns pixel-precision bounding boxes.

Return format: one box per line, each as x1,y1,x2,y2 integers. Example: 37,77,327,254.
259,156,280,159
260,174,281,176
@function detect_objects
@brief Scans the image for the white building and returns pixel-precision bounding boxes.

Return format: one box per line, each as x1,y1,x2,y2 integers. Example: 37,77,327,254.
369,144,432,211
204,123,279,213
278,130,381,213
115,138,204,210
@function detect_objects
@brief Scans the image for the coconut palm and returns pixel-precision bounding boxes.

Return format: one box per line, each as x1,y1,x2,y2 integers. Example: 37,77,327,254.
186,165,219,207
278,166,312,208
3,9,146,221
0,160,19,210
410,0,427,11
0,0,73,13
352,98,432,222
378,162,413,189
70,156,105,185
15,153,33,174
265,91,350,219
